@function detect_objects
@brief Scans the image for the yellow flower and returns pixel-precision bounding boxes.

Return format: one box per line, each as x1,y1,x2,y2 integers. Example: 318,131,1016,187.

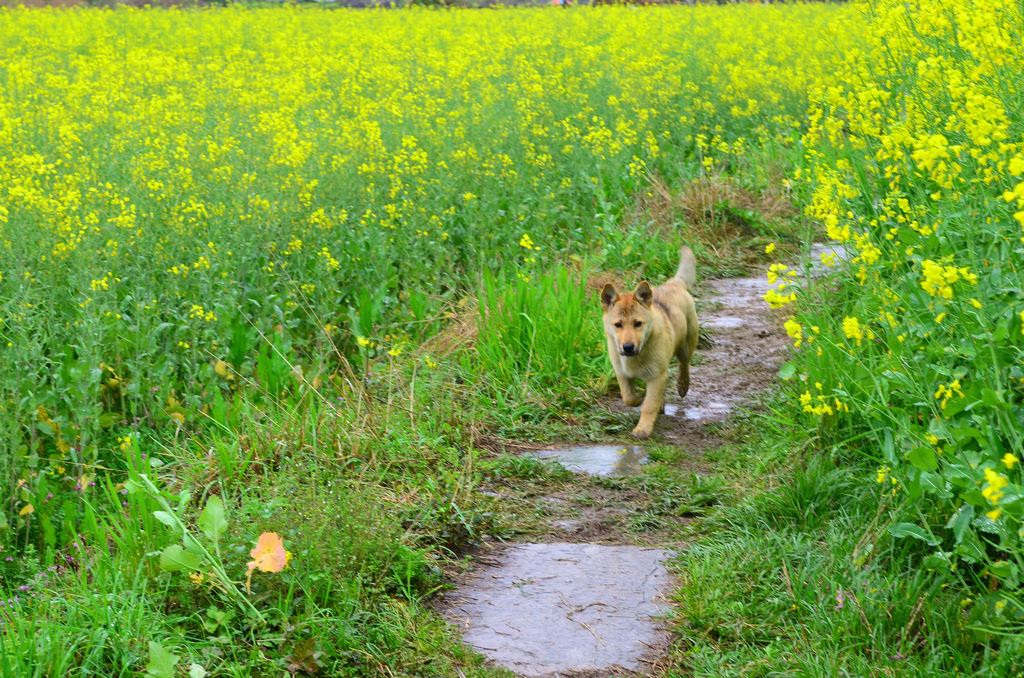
982,467,1009,504
934,380,964,410
784,317,803,348
920,260,975,299
356,336,370,348
319,247,340,271
214,360,231,379
842,316,865,345
188,304,217,323
1002,453,1019,470
765,242,776,254
763,287,796,309
519,233,538,251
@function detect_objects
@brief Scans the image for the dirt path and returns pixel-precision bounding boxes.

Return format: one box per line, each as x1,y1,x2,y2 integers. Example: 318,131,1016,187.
442,245,839,677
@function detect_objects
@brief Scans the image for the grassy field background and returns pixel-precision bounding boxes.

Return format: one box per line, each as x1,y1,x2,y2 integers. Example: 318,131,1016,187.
0,1,1022,676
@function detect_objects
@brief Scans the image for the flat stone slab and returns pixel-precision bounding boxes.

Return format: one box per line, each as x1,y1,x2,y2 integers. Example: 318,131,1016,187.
528,444,647,477
444,543,671,677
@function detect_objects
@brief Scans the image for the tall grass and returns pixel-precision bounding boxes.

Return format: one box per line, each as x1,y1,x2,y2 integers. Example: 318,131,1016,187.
781,0,1024,640
473,268,605,412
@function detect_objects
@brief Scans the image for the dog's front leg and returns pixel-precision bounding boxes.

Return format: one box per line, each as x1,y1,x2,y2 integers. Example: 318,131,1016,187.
616,371,642,407
632,373,667,439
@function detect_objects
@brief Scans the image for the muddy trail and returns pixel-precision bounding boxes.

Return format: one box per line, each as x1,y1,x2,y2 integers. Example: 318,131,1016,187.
441,245,840,677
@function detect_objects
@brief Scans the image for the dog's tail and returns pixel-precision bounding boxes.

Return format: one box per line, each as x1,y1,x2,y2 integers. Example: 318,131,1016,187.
675,246,697,288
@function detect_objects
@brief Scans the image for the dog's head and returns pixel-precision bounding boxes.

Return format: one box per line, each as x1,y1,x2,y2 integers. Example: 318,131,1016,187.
600,282,654,357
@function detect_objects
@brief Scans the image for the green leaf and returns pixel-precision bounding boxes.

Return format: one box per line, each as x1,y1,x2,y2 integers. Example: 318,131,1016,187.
188,664,208,678
922,551,952,571
888,522,939,546
183,533,203,553
988,560,1017,580
153,511,178,530
159,544,204,572
907,446,938,472
146,641,179,678
198,495,228,545
956,529,986,563
98,412,120,428
981,387,1009,409
946,504,974,543
777,362,796,380
961,489,987,506
941,395,970,418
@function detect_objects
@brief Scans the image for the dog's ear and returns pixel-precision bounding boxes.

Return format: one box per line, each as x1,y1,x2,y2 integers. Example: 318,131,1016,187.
634,281,653,307
600,284,618,309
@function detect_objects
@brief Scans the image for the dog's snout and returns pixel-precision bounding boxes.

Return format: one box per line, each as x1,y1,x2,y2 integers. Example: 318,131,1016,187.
621,342,636,355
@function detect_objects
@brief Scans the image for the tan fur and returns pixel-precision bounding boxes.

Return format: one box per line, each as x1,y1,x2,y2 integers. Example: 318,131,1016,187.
600,247,699,439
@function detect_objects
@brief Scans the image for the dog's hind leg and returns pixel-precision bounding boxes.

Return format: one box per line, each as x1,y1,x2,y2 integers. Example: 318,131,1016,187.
676,346,690,398
677,315,699,397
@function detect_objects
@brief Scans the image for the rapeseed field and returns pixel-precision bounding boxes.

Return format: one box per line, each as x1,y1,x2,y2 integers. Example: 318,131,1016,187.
1,1,1021,675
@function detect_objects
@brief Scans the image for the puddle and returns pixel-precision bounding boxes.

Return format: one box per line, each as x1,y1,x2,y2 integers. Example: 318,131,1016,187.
680,401,734,421
529,444,648,477
444,543,670,677
702,315,746,330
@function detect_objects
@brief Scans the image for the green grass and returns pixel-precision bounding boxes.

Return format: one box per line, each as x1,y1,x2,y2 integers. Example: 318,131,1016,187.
663,406,1024,677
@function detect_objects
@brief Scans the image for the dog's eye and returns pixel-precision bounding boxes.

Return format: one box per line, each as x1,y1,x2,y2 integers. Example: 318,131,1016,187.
614,321,623,328
633,321,643,328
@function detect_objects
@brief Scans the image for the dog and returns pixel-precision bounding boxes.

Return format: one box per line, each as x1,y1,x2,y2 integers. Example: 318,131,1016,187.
600,246,698,439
